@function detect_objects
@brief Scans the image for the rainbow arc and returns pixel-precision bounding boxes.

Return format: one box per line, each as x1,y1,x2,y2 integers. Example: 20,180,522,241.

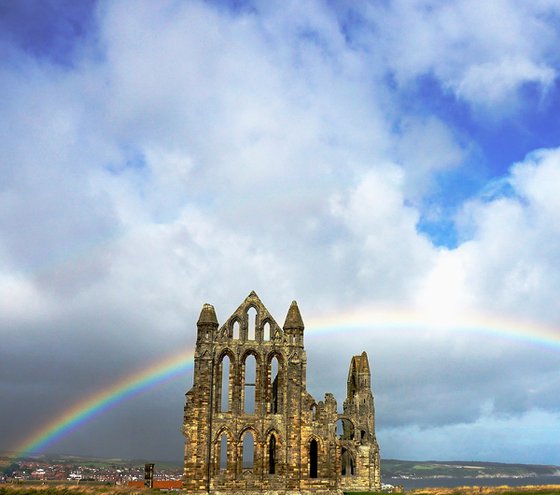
11,308,560,459
12,348,195,459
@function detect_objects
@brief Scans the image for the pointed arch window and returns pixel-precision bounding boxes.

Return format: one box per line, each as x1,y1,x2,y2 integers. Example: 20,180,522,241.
242,431,255,469
270,356,280,414
244,354,256,414
263,321,271,341
341,448,355,476
232,321,240,340
219,434,228,471
247,307,257,340
219,355,231,412
268,434,276,474
309,439,318,478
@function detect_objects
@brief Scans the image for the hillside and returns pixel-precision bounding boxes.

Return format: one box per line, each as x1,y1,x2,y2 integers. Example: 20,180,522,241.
382,459,560,480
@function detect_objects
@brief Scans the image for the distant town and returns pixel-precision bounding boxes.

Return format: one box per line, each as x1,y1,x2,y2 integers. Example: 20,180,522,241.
0,454,182,485
3,453,560,489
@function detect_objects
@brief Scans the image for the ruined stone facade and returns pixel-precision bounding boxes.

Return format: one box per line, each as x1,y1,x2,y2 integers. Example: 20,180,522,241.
182,292,380,495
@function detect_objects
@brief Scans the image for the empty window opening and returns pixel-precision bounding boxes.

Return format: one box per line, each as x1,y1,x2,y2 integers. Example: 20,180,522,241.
232,321,240,340
348,371,357,399
247,307,257,340
270,356,279,414
242,431,255,469
244,355,256,414
310,404,317,420
268,434,276,474
341,448,355,476
263,321,271,341
219,434,228,471
361,430,366,441
309,439,318,478
220,355,231,412
336,418,355,440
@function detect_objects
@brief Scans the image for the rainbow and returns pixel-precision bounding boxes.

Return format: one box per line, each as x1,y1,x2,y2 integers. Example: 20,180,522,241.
11,347,195,460
306,307,560,352
10,307,560,460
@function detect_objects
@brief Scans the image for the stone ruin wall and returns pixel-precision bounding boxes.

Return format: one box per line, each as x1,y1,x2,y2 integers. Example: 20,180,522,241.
183,291,380,495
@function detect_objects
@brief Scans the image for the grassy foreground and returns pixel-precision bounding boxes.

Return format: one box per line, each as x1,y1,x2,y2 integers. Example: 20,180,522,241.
408,486,560,495
0,485,152,494
1,485,560,495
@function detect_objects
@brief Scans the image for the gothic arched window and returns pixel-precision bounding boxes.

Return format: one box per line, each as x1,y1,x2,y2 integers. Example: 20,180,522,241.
309,439,318,478
219,355,231,412
270,356,280,414
247,307,257,340
244,354,256,414
268,434,276,474
242,431,255,469
341,447,355,476
219,434,228,471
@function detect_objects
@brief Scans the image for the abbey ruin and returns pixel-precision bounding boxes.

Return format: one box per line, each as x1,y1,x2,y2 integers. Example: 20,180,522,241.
182,291,381,494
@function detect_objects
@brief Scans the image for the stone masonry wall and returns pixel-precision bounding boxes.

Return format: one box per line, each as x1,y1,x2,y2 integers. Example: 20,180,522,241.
183,291,381,495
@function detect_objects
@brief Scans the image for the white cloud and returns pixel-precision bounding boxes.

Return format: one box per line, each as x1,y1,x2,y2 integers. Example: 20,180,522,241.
395,116,467,200
329,166,436,303
454,57,555,108
450,148,560,322
2,0,560,464
358,0,557,110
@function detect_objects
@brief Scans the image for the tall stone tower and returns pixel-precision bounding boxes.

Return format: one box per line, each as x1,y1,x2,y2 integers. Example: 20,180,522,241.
182,292,381,495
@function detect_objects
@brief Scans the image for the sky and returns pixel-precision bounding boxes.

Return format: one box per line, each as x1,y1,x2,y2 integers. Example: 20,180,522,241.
1,0,560,466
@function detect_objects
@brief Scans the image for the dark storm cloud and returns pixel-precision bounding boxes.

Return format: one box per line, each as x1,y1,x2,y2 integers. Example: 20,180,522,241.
307,330,560,429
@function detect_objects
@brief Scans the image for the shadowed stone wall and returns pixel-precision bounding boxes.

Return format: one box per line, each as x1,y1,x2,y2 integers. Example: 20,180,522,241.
183,291,381,495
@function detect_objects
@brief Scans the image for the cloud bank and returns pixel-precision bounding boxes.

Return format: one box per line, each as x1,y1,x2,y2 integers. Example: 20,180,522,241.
1,0,560,463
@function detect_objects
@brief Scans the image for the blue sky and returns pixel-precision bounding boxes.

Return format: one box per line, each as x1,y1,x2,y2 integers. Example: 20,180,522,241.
2,0,560,465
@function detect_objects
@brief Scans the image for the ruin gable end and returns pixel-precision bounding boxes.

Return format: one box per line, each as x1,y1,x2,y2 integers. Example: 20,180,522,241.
182,291,381,495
